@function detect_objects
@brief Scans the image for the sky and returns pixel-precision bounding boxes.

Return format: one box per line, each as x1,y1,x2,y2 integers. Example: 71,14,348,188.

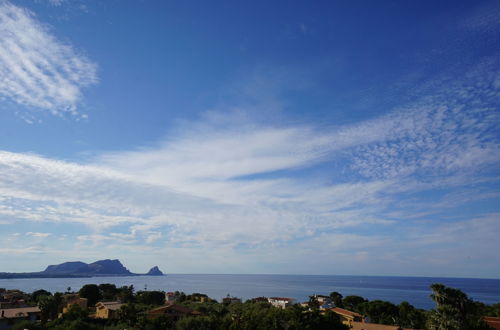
0,0,499,278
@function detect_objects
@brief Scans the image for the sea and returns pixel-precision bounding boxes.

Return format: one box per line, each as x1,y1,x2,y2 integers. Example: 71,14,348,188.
1,274,499,310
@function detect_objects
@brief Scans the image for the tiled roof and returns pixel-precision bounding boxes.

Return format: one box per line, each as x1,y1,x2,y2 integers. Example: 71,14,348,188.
349,321,418,330
484,316,500,330
331,307,363,318
0,307,40,319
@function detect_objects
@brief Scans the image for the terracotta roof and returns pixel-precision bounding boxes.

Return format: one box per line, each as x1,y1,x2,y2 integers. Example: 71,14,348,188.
349,322,403,330
331,307,363,318
484,316,500,330
0,307,40,319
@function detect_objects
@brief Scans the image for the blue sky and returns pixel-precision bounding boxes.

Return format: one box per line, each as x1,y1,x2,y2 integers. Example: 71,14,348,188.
0,0,499,278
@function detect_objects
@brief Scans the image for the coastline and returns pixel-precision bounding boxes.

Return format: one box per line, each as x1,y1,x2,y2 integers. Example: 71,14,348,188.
1,274,499,310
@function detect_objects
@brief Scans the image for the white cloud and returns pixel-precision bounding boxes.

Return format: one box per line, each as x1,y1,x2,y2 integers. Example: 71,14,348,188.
145,232,162,244
26,231,51,238
0,1,97,115
0,57,498,273
47,0,66,6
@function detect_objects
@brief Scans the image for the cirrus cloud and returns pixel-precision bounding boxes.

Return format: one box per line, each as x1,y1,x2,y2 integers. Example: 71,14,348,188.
0,1,97,116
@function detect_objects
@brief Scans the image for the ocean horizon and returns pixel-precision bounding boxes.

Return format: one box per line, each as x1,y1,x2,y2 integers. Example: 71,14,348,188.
1,274,499,310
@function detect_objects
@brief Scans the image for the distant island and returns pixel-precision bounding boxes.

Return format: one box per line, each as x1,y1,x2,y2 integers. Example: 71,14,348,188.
0,259,164,279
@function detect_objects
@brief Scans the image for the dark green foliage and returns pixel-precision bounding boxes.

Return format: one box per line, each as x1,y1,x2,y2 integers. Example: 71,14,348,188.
52,319,101,330
5,282,499,330
221,302,348,330
175,290,187,302
307,295,320,309
342,295,367,311
398,301,427,329
475,301,500,318
78,284,101,306
117,285,135,303
329,291,344,307
176,315,218,330
136,290,165,306
31,289,52,303
116,303,139,326
38,292,63,324
142,315,176,330
486,303,500,317
427,283,491,330
188,293,215,302
10,320,45,330
98,283,119,301
61,304,89,321
358,300,399,325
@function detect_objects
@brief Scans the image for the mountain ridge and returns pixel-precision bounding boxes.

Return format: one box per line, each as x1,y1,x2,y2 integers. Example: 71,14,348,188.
0,259,164,279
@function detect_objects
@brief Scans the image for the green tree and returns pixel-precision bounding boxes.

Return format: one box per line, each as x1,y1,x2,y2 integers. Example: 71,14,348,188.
10,320,44,330
342,295,367,312
117,285,135,303
38,292,63,324
487,303,500,317
358,300,398,325
398,301,427,329
98,283,119,301
79,284,102,306
137,290,165,306
329,291,344,308
427,283,490,330
61,304,89,321
116,303,139,326
31,289,52,303
52,319,101,330
176,315,218,330
307,295,320,309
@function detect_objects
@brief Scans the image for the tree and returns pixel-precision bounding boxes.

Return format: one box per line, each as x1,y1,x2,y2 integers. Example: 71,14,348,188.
61,304,89,322
486,303,500,317
10,320,44,330
427,283,490,330
117,285,135,303
31,289,52,303
137,290,165,306
342,295,367,312
98,283,119,301
357,300,398,325
176,315,218,330
329,291,344,308
79,284,102,306
307,295,320,309
116,303,138,326
398,301,427,329
38,292,63,324
52,319,101,330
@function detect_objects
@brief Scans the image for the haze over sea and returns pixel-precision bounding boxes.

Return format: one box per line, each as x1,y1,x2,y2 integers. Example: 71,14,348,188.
1,275,499,310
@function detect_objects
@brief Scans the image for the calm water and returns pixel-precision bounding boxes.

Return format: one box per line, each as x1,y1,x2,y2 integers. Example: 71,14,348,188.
0,274,499,310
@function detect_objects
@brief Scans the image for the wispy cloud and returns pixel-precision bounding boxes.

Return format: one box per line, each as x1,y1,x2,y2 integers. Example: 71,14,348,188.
0,1,97,116
0,46,498,274
26,232,51,238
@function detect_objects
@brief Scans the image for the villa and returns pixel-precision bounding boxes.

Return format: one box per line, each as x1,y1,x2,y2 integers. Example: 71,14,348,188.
95,301,124,319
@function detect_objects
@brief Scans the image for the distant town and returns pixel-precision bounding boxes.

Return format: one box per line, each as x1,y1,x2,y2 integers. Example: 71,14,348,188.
0,282,499,329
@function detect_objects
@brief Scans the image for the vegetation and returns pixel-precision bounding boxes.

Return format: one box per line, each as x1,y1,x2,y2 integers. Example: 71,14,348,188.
1,283,498,329
426,283,491,330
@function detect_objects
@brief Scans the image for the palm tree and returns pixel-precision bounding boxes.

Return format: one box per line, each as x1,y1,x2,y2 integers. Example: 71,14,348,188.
427,283,490,330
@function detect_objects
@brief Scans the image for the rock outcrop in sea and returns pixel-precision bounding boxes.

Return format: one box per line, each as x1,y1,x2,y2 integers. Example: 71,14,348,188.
0,259,164,279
